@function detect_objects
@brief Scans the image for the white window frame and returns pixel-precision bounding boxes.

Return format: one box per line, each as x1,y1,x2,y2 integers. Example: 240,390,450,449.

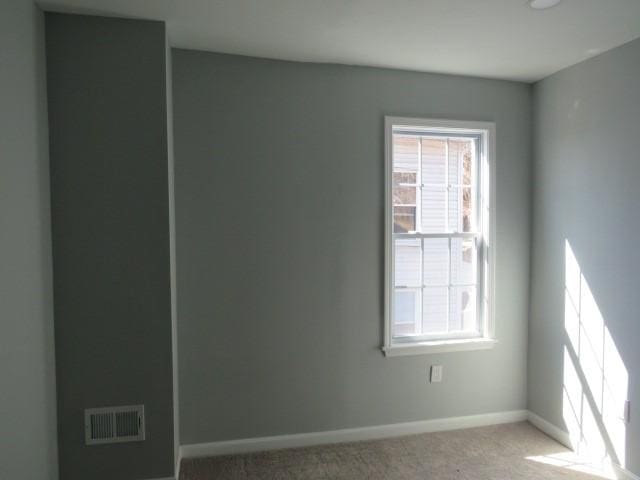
383,117,497,357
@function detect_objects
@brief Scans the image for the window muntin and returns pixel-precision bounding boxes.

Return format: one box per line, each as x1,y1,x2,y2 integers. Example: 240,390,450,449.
386,120,492,347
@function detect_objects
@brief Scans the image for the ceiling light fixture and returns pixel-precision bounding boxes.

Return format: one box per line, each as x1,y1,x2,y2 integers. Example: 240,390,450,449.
529,0,562,9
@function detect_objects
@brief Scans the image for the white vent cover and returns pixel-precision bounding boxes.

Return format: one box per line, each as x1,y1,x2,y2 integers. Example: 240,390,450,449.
84,405,145,445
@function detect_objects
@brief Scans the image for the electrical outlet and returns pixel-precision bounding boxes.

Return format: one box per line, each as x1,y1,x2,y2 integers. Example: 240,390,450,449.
430,365,443,383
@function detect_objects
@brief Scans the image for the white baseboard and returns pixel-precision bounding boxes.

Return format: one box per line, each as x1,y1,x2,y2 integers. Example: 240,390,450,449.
614,464,640,480
527,411,638,480
173,409,640,480
526,411,573,449
180,409,528,459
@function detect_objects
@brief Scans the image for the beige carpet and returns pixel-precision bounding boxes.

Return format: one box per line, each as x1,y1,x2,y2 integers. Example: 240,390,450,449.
180,422,611,480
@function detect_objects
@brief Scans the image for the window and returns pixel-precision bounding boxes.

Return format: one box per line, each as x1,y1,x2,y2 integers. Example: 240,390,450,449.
384,117,495,356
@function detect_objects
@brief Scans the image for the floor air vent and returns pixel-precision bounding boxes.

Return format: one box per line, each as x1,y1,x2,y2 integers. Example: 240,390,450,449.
84,405,145,445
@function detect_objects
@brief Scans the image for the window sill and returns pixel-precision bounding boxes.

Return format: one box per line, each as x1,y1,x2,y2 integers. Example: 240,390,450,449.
382,338,497,357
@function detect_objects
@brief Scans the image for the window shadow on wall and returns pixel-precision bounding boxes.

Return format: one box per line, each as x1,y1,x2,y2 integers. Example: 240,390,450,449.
560,240,629,474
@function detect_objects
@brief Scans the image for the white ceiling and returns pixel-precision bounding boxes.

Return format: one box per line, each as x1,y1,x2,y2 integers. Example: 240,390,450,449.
37,0,640,82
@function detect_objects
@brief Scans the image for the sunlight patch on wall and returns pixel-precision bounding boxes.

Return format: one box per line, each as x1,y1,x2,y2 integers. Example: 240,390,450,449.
563,240,628,469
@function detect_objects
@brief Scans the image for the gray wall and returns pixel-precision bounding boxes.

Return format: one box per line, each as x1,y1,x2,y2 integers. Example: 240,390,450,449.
529,38,640,474
0,2,58,479
46,13,175,480
173,50,532,444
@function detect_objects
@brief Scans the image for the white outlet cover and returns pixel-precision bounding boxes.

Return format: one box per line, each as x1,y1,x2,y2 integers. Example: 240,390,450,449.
430,365,443,383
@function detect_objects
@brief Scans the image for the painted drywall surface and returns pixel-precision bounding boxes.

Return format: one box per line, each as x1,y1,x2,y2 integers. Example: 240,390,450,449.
529,38,640,473
0,2,58,479
46,13,174,480
173,50,532,444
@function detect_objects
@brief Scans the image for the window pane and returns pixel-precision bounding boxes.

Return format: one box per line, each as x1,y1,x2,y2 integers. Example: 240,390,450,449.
463,147,473,186
448,139,474,186
421,187,446,232
462,186,473,231
394,290,419,336
394,206,416,233
422,138,446,185
394,291,415,324
423,287,448,333
394,239,421,287
393,136,419,173
449,286,477,332
393,170,417,233
394,186,416,205
448,187,460,232
450,238,477,285
448,186,474,232
393,171,417,187
423,238,448,285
